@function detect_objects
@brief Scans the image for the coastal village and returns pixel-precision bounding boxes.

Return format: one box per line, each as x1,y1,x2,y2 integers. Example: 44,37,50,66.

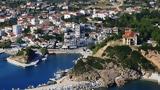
0,0,160,90
0,0,159,49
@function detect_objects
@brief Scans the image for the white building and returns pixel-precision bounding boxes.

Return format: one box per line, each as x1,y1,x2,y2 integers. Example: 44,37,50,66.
123,29,138,45
109,0,117,3
0,30,4,37
74,24,80,38
62,6,68,10
0,17,5,22
79,10,86,15
92,13,106,20
31,18,36,25
12,25,22,36
64,14,71,19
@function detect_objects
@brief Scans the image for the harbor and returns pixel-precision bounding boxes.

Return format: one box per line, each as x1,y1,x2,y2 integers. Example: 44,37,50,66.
0,54,80,89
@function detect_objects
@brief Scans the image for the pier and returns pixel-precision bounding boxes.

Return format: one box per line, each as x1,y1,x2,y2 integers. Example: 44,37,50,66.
47,48,92,58
47,48,83,54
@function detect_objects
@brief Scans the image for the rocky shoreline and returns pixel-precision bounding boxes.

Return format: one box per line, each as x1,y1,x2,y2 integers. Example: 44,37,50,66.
26,58,142,90
68,62,141,88
26,45,160,90
142,72,160,84
26,69,160,90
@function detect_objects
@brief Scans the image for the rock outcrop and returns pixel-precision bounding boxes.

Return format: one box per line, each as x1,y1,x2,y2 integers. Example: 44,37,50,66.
69,58,141,88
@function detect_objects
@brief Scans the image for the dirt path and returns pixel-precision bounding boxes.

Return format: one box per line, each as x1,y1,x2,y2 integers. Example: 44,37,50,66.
93,39,123,58
141,50,160,70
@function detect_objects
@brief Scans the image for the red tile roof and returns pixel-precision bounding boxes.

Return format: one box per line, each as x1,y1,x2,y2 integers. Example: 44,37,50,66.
124,30,136,38
8,32,15,36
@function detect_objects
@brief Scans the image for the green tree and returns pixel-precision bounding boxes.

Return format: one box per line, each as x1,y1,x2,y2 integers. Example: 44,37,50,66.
40,47,48,56
41,34,55,40
34,29,43,34
55,33,64,42
23,28,31,35
152,29,160,45
16,38,25,44
0,40,12,48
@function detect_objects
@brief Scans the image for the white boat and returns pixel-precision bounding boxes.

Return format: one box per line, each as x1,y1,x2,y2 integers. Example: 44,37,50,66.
65,69,70,72
42,54,48,61
49,78,56,81
42,58,47,61
38,84,42,87
54,69,64,79
45,54,48,57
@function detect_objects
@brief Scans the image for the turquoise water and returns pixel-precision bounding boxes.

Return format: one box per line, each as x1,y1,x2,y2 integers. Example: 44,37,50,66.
0,54,80,90
96,80,160,90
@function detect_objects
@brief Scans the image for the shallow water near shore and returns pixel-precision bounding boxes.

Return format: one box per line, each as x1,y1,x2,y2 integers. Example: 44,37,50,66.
0,53,80,90
96,80,160,90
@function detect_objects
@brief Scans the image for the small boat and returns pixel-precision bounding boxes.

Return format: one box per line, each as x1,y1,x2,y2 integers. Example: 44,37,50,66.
65,69,70,72
38,84,42,87
42,57,47,61
42,54,48,61
49,78,56,81
45,54,48,57
54,69,64,79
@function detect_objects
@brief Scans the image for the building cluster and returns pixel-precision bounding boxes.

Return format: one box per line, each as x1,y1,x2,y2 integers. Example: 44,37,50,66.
0,0,159,49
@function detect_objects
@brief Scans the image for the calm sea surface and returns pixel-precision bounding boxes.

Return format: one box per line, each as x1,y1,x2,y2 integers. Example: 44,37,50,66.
96,80,160,90
0,53,80,90
0,53,160,90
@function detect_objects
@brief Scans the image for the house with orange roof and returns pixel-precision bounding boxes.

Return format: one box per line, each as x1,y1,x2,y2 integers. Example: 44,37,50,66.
123,28,139,45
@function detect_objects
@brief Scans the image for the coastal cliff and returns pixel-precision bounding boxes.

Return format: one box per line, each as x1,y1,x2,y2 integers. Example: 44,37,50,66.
68,57,141,87
28,45,158,90
62,46,156,88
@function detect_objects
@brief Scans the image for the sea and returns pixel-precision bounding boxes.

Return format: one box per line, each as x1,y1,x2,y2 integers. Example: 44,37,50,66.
0,53,160,90
97,80,160,90
0,53,80,90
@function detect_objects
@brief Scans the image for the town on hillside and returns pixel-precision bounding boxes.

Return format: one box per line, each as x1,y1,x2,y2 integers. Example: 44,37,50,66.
0,0,160,61
0,0,160,90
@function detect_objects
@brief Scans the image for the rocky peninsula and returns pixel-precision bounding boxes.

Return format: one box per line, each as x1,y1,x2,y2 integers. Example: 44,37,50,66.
7,47,41,68
27,45,159,90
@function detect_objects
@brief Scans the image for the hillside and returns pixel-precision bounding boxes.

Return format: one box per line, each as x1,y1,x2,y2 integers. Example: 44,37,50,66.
68,45,156,87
